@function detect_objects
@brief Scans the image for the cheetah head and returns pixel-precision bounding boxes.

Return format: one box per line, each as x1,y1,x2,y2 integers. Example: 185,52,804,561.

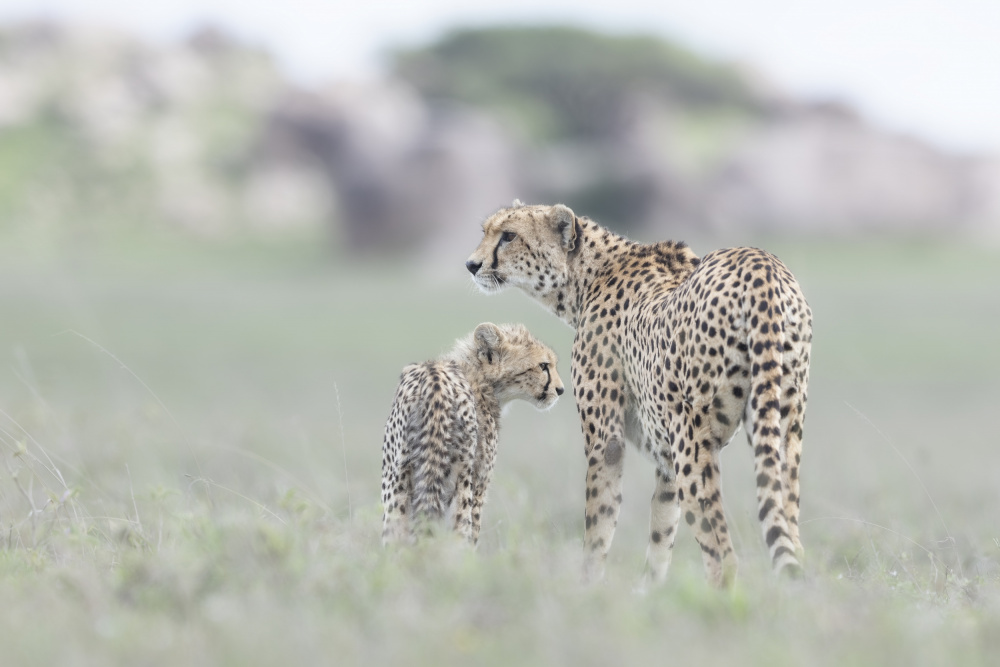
473,322,564,411
465,201,578,297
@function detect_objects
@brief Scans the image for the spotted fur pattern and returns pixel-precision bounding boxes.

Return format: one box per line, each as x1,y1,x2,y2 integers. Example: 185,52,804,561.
381,322,564,546
466,202,812,586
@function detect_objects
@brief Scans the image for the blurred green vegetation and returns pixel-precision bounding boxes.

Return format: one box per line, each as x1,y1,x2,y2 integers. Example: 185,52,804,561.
0,24,285,241
0,115,145,237
393,25,765,143
0,235,997,664
0,110,259,241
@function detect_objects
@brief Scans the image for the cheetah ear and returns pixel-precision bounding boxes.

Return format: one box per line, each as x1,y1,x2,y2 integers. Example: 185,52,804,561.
474,322,503,365
512,198,524,208
550,204,578,252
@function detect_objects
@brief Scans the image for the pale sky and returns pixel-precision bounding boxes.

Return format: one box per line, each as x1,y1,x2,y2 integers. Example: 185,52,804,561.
3,0,999,154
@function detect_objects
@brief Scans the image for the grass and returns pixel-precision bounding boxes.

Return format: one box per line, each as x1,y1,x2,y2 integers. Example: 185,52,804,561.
0,233,998,666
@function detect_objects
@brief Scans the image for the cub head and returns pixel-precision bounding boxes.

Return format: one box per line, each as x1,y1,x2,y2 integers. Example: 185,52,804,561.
465,201,579,296
473,322,564,410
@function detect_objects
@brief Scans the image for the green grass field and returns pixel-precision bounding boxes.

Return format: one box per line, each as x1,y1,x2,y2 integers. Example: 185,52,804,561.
0,234,998,666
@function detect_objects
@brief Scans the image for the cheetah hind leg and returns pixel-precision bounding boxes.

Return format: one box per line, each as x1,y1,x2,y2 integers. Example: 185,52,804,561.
641,468,681,589
678,445,738,588
382,467,413,546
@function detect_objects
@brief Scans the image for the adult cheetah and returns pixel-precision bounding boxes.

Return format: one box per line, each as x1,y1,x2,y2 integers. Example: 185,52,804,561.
382,322,564,546
465,202,812,586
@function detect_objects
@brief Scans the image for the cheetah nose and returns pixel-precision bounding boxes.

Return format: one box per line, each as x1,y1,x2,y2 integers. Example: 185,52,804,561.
465,260,482,276
556,386,564,396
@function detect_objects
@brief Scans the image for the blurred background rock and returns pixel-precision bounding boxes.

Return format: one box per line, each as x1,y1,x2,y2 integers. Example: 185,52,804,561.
2,19,998,257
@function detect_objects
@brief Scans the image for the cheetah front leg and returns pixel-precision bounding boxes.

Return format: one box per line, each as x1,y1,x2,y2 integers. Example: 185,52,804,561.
452,413,482,545
577,397,626,582
572,336,628,582
642,468,681,587
453,470,492,546
468,478,491,544
452,464,477,544
582,432,626,583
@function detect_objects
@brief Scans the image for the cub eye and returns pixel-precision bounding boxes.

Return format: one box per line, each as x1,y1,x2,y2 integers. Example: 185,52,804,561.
500,231,517,243
540,363,549,371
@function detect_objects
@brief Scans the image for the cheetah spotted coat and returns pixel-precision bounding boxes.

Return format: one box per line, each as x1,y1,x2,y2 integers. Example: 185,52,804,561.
381,323,563,546
466,203,812,586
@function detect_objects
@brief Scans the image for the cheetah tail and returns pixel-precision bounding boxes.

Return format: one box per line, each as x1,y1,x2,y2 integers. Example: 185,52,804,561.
746,285,801,577
407,396,454,527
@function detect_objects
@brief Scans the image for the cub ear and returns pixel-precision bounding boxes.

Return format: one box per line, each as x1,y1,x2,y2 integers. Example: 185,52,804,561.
512,198,525,208
550,204,577,251
474,322,503,364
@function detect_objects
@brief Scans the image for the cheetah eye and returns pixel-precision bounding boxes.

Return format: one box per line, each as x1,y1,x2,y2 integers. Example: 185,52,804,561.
500,231,516,244
540,363,549,371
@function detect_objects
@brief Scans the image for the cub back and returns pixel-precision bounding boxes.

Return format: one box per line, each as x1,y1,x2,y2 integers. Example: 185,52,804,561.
381,322,564,546
381,361,477,544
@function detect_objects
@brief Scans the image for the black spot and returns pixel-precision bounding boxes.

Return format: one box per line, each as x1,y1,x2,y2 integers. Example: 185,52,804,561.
758,498,775,521
604,439,624,466
772,545,795,561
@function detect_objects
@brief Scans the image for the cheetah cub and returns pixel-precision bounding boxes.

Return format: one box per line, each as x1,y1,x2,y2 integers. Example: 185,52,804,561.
381,322,564,546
